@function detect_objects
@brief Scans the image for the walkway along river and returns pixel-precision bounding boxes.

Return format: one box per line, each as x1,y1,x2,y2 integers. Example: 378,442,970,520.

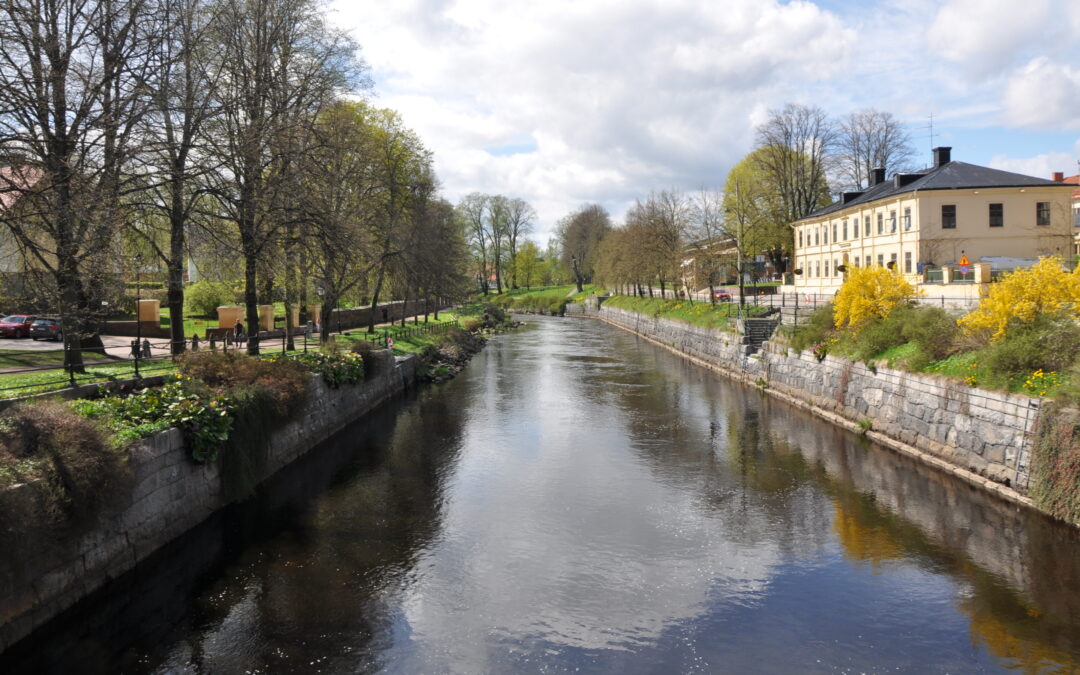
3,315,1080,672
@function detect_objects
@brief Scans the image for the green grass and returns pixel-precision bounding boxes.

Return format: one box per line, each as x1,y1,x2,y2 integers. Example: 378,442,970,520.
328,313,463,355
603,295,768,329
0,349,118,370
0,359,177,398
872,342,919,367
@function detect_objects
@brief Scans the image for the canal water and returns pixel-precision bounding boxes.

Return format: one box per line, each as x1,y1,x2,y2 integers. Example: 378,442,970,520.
5,315,1080,673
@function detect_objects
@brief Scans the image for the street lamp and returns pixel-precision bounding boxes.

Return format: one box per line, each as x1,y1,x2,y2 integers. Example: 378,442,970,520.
133,253,142,378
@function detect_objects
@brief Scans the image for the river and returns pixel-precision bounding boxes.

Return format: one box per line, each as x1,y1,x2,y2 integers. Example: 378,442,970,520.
4,315,1080,673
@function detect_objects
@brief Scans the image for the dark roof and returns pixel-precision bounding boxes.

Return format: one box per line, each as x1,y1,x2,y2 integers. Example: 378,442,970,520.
799,161,1072,222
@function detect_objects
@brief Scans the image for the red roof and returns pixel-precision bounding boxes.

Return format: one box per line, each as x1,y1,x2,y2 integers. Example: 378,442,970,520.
0,166,44,211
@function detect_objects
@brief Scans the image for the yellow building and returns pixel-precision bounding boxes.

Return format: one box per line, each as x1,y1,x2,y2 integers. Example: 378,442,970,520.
791,148,1075,293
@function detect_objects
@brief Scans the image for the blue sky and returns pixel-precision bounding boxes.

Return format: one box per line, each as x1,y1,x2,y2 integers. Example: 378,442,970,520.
329,0,1080,241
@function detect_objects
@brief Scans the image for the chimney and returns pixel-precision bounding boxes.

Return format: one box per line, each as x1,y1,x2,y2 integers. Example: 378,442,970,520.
870,167,885,186
841,191,864,204
932,146,952,168
1053,171,1065,182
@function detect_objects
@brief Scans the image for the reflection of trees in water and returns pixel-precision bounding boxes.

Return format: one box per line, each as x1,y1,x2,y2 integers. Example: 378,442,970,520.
757,397,1080,670
582,321,1080,670
3,387,472,674
201,388,470,673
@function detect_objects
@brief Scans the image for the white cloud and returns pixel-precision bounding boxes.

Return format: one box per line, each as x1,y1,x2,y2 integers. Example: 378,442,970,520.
926,0,1079,75
1002,58,1080,130
989,139,1080,179
328,0,1080,240
330,0,854,238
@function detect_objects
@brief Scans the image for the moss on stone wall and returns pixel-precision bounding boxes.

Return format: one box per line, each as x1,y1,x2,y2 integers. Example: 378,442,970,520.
1030,403,1080,525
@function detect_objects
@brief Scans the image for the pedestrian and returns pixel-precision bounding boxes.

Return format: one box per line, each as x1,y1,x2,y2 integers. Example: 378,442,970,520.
141,338,152,359
130,339,140,358
234,319,245,345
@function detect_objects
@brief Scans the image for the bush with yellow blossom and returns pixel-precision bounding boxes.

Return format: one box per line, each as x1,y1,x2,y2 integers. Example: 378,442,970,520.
958,257,1080,342
832,265,920,332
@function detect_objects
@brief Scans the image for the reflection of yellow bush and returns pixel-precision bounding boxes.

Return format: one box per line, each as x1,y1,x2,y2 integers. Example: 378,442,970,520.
832,503,904,568
962,599,1076,672
833,266,919,332
958,257,1080,342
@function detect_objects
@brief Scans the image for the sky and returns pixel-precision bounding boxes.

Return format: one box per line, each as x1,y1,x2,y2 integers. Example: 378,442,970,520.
328,0,1080,243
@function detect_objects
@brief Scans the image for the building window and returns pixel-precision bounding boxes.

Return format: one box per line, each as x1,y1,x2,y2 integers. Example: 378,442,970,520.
942,204,956,229
877,213,883,234
1074,206,1080,228
842,220,848,240
863,216,870,237
877,254,884,267
798,229,803,248
814,228,819,245
1036,202,1050,226
832,223,838,242
889,210,897,232
864,255,871,267
903,207,911,230
823,226,828,244
889,252,898,269
989,203,1003,227
904,251,912,273
815,260,820,277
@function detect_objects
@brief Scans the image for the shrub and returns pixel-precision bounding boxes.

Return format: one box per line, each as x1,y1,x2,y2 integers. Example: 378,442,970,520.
0,400,129,526
789,303,836,354
271,351,365,388
176,351,309,415
958,257,1080,342
833,265,920,331
899,306,960,368
983,313,1080,388
460,317,481,333
183,280,237,318
75,380,233,461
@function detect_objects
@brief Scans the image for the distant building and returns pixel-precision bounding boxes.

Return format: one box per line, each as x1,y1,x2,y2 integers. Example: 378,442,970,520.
1059,172,1080,257
791,147,1074,293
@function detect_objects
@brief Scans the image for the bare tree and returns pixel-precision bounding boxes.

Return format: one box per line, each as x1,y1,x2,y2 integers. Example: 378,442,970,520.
504,198,535,289
132,0,223,354
458,193,491,295
0,0,160,370
755,103,836,225
204,0,361,354
837,109,915,190
690,187,725,303
558,204,611,292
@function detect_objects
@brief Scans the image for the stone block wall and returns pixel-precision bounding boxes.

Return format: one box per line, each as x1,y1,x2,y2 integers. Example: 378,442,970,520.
0,353,416,651
595,305,1038,498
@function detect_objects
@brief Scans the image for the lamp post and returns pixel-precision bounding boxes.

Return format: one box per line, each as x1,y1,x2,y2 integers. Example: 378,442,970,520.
133,253,142,378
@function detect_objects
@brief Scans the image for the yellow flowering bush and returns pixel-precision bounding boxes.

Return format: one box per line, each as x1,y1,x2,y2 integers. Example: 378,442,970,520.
958,257,1080,341
833,265,920,332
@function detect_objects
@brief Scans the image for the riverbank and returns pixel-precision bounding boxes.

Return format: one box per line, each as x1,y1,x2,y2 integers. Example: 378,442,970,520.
0,353,419,652
584,303,1049,522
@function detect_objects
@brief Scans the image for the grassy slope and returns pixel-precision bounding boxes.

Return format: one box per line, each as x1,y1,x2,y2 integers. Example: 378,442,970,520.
603,295,767,330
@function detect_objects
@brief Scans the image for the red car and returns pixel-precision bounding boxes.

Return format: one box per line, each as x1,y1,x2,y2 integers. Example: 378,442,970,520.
713,290,732,302
0,314,37,338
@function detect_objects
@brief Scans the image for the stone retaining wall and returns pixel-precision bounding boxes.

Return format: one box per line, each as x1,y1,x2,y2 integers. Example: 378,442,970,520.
594,305,1038,500
0,353,417,651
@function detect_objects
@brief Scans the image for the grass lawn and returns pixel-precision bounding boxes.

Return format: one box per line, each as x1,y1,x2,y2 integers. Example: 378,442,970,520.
0,359,177,398
603,295,768,330
0,349,118,371
328,312,463,355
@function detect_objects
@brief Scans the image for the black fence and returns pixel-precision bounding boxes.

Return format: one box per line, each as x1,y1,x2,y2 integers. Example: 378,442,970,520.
0,319,462,400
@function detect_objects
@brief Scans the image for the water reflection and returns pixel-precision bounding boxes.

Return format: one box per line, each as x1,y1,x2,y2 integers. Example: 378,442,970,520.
3,316,1080,673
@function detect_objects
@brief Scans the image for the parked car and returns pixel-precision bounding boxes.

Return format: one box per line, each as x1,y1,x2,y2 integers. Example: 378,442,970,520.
30,317,62,341
0,315,37,338
713,290,732,302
